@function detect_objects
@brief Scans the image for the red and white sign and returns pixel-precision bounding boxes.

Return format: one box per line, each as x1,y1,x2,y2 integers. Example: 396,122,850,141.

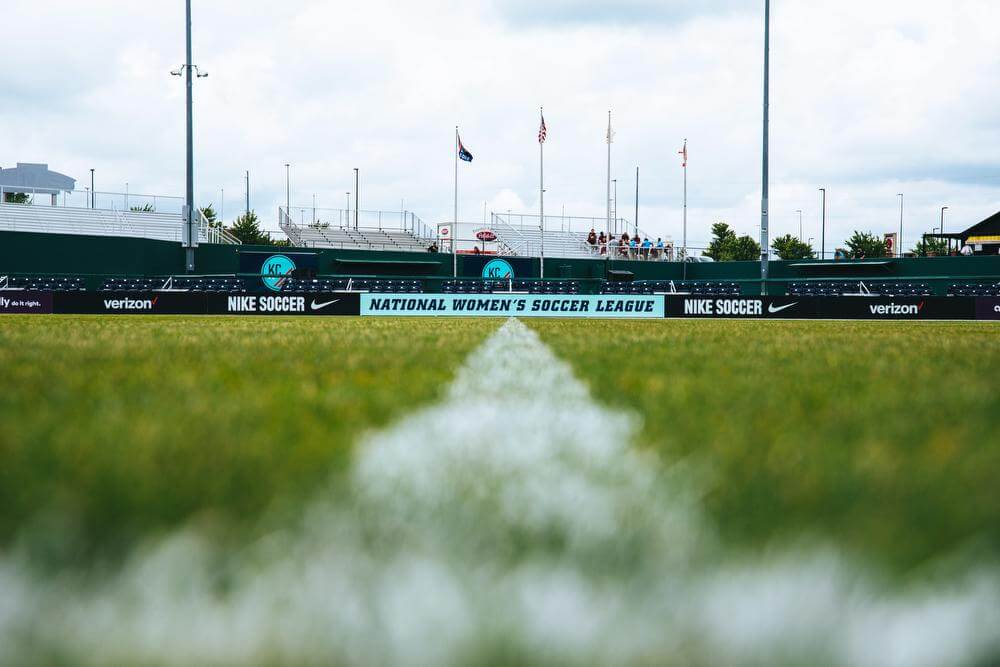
884,233,898,256
475,229,497,242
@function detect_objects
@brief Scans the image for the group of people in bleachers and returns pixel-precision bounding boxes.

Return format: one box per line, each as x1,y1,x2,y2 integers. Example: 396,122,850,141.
587,229,668,261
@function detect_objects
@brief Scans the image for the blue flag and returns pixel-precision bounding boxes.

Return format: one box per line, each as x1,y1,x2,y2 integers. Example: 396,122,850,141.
458,134,473,162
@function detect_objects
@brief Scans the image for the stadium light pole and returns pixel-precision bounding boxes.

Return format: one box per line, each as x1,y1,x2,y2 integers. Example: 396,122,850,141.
171,0,207,273
354,168,359,230
760,0,771,293
285,163,290,217
819,187,826,260
796,209,803,241
90,169,95,208
897,193,904,258
245,171,250,216
345,192,350,227
940,207,948,252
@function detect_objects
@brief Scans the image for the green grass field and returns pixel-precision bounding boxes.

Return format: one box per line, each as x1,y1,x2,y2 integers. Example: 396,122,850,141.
531,319,1000,571
1,315,998,665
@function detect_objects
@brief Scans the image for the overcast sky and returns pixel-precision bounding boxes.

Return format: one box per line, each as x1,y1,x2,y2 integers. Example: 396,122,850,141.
3,0,999,251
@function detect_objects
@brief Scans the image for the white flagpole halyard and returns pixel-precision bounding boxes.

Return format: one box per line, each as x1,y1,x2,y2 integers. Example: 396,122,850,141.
539,107,546,280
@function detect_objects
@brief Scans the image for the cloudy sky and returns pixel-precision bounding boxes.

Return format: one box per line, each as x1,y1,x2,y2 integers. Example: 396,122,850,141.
3,0,999,252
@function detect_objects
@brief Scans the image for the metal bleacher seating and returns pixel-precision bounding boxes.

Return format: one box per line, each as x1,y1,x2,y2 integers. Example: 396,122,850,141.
440,279,581,294
601,280,740,296
947,282,1000,297
0,202,239,245
787,281,933,297
1,275,86,291
285,225,429,252
281,277,423,293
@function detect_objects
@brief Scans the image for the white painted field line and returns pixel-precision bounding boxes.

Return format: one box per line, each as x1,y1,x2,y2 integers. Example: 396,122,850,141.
1,318,999,666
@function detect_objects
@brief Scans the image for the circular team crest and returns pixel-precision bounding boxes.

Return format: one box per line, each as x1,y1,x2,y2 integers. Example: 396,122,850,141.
261,254,296,292
482,258,514,280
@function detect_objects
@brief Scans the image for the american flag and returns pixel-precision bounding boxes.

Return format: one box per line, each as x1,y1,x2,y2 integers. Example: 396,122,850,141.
538,114,547,144
679,140,688,168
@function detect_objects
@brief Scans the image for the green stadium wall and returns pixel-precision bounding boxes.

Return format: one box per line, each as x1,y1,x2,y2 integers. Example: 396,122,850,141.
2,230,999,295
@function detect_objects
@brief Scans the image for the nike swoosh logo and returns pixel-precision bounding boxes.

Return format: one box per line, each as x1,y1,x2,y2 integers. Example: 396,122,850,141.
311,299,340,311
768,302,798,314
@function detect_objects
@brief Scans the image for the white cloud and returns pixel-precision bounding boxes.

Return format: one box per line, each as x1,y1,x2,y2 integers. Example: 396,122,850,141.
1,0,998,252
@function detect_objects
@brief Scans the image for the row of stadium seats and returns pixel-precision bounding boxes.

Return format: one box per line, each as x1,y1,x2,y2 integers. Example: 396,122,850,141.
0,275,86,291
947,282,1000,297
282,278,423,293
7,275,1000,297
787,281,933,297
101,277,246,292
440,279,581,294
102,277,168,291
601,281,741,295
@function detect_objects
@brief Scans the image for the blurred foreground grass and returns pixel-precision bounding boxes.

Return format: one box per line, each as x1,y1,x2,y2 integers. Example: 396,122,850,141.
531,319,1000,571
0,316,498,561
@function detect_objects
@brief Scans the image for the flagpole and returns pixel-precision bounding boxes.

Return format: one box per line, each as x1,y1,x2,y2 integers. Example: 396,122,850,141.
683,139,688,279
606,110,612,239
454,126,458,278
540,106,545,280
634,166,639,239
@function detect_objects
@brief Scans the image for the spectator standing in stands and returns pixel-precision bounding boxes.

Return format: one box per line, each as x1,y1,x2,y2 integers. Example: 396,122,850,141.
587,228,598,251
609,235,619,257
641,237,653,260
629,236,638,260
655,238,665,261
621,232,631,258
428,242,439,253
961,244,973,256
598,231,607,256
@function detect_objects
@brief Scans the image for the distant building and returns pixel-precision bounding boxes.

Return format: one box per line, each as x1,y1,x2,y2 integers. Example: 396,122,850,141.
0,163,76,206
958,211,1000,254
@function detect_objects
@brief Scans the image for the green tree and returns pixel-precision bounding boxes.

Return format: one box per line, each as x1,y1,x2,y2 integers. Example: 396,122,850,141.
3,192,31,204
227,211,272,245
730,234,761,261
913,236,948,257
845,231,888,259
771,234,815,260
704,222,760,261
704,223,737,261
199,204,218,226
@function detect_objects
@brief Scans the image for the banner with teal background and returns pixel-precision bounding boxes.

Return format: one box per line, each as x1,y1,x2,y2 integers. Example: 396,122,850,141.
360,293,664,318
